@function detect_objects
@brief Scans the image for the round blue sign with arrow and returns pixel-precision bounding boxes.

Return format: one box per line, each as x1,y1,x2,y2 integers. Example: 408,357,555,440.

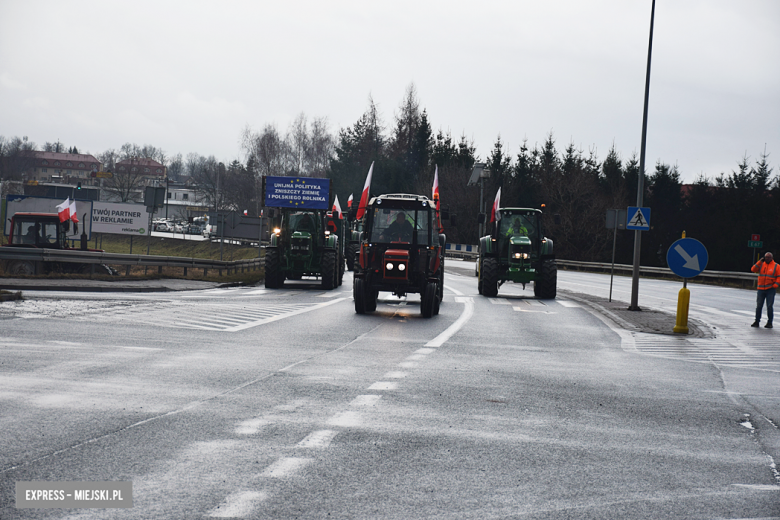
667,238,708,278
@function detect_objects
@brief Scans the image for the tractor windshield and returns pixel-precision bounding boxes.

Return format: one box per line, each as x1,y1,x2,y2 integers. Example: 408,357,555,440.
370,207,431,245
288,212,317,234
13,219,62,247
499,214,536,242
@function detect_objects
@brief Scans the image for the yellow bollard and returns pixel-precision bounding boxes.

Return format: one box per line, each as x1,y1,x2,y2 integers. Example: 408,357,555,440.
673,286,690,334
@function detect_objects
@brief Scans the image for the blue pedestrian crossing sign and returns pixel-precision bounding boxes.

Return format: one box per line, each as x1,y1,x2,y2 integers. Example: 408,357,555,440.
667,238,708,278
626,206,651,230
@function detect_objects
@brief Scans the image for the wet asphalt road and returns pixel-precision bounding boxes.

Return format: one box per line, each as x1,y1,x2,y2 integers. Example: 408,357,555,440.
0,265,778,519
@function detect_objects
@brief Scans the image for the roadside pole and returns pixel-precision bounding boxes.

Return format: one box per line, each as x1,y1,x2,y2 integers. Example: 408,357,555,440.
629,0,656,311
667,233,709,334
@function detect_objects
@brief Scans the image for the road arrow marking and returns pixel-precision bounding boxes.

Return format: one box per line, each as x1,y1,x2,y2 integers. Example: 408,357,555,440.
674,244,700,271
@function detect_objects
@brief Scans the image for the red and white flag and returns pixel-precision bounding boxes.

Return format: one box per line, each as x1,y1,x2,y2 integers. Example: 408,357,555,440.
347,193,353,208
332,195,343,219
432,165,440,210
490,187,502,223
56,198,71,222
69,200,79,223
355,162,373,220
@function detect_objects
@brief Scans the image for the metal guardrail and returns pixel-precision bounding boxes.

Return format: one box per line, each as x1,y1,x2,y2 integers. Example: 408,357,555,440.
556,259,756,288
0,247,262,276
444,244,479,260
441,247,756,288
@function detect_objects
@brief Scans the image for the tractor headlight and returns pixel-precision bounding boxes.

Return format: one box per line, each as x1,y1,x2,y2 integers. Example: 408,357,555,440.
325,230,331,236
398,263,406,271
386,262,394,270
273,227,281,235
513,252,529,259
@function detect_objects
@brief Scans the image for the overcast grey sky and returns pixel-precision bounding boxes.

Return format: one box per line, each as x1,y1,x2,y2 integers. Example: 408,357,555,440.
1,0,778,182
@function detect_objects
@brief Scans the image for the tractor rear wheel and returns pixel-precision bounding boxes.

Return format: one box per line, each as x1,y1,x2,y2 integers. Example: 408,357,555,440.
481,257,499,297
421,282,438,318
437,260,444,303
346,245,358,271
477,258,483,294
321,250,336,290
354,278,367,314
7,260,35,276
534,259,557,299
265,248,282,288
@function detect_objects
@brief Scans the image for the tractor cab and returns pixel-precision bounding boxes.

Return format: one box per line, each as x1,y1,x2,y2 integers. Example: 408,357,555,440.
496,211,540,269
7,213,69,249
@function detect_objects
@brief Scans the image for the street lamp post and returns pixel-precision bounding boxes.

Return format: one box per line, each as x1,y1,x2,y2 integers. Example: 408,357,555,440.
629,0,656,311
468,163,491,239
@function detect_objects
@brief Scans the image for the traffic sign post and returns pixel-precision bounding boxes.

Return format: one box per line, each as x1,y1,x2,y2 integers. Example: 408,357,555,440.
666,234,709,334
748,237,763,264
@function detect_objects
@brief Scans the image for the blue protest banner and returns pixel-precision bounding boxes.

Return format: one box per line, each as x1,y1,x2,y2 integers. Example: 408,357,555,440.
264,176,330,210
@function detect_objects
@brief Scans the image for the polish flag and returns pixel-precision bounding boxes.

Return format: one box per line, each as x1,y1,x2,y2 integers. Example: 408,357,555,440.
347,193,353,208
69,200,79,223
432,165,440,211
332,195,343,219
56,198,71,222
490,187,502,223
355,162,373,220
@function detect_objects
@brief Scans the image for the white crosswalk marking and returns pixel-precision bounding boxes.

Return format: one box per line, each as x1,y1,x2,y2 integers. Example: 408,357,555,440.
628,331,779,372
92,298,346,332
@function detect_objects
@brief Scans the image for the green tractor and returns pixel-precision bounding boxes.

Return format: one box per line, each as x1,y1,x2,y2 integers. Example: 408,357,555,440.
264,208,341,289
325,210,347,284
477,208,556,299
345,216,363,272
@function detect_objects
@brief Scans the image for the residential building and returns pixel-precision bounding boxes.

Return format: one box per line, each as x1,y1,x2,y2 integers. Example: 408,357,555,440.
24,152,101,184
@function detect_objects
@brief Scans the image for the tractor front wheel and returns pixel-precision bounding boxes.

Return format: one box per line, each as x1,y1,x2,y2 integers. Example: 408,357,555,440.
421,281,438,318
354,278,367,314
481,257,499,297
534,259,557,299
321,250,337,290
265,248,282,288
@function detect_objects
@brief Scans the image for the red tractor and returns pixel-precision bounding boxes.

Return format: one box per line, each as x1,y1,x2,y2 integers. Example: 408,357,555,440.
2,212,112,275
353,194,445,318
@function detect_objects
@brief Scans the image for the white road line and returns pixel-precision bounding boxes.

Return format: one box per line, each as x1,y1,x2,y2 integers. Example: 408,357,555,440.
398,361,418,369
405,354,427,361
512,307,556,313
328,411,362,427
209,490,267,518
297,429,339,448
260,457,312,478
557,300,581,308
383,371,407,379
350,395,382,407
235,419,267,435
489,298,511,305
425,296,474,347
367,381,398,390
414,348,436,355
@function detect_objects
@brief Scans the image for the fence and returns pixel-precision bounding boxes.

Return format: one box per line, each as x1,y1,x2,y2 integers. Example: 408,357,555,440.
0,247,262,277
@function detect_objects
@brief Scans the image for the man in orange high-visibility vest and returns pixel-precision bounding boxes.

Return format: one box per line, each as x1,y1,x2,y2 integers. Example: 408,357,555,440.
751,251,778,329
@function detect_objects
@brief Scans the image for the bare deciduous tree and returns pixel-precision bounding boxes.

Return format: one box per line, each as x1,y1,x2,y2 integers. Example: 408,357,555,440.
103,157,148,202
